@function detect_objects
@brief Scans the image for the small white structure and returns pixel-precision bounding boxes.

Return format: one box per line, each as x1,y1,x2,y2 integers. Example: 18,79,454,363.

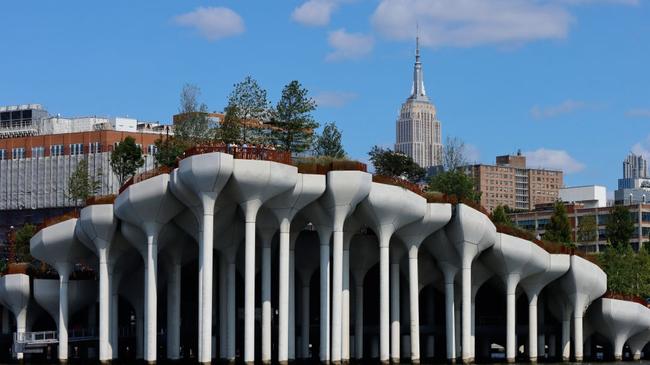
559,185,607,208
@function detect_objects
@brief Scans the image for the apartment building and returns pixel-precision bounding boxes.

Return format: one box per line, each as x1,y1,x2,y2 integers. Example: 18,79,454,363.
466,152,563,212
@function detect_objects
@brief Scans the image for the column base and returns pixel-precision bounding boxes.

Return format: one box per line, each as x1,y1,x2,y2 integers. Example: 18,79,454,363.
278,361,289,365
58,360,69,365
331,360,342,365
614,355,623,361
634,354,642,361
447,357,457,364
99,360,111,365
461,357,474,364
411,359,421,365
145,361,156,365
380,360,390,365
506,357,515,363
390,357,400,364
562,356,570,362
574,356,583,362
529,356,538,363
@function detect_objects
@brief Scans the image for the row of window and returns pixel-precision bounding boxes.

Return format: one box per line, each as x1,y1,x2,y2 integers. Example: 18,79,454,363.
0,143,158,160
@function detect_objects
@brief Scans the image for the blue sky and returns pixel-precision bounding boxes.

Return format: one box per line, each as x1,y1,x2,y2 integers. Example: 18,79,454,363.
1,0,649,195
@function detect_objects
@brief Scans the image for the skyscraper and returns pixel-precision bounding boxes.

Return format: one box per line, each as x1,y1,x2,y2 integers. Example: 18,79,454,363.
623,152,648,179
395,37,442,169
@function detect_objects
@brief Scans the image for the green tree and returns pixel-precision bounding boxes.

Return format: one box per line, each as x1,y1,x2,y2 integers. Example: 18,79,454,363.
174,83,216,145
577,215,598,243
270,80,319,153
543,201,572,245
111,136,144,185
428,169,480,203
218,104,243,145
227,76,270,144
491,205,512,226
68,159,101,205
606,205,635,249
313,122,346,159
369,146,426,183
12,224,36,262
154,137,185,168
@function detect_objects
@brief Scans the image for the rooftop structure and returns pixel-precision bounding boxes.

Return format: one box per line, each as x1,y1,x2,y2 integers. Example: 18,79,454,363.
559,185,608,209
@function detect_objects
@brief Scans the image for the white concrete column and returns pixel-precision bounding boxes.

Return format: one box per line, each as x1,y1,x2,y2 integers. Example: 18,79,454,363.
355,282,364,360
528,294,538,362
506,282,517,363
262,239,272,364
470,293,476,359
342,247,350,362
561,315,570,361
200,205,215,364
289,248,296,361
443,270,456,362
15,309,27,359
574,314,584,362
408,247,420,363
332,229,344,363
245,218,256,364
320,232,331,362
461,264,472,364
227,261,237,361
390,258,400,362
380,243,390,363
144,233,159,363
219,256,227,360
301,282,310,359
98,249,111,362
58,266,71,361
167,262,181,360
279,220,290,364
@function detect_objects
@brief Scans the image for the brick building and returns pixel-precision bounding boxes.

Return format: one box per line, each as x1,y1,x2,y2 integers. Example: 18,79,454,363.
466,152,563,212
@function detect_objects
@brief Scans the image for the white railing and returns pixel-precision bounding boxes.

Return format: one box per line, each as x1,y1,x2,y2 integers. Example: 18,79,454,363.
14,331,58,344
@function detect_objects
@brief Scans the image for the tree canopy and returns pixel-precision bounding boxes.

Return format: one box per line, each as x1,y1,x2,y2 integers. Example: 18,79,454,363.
543,201,572,246
68,159,101,205
577,215,598,243
270,80,319,153
368,146,426,183
491,205,512,226
174,83,215,144
313,122,346,159
606,205,636,249
111,136,144,185
227,76,269,144
428,169,480,203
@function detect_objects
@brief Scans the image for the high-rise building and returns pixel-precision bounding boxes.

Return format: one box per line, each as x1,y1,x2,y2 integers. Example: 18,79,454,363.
615,153,650,204
466,152,563,212
395,37,442,169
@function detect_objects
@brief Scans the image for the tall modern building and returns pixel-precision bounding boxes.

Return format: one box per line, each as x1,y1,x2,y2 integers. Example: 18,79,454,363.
623,152,648,179
615,153,650,203
395,37,442,169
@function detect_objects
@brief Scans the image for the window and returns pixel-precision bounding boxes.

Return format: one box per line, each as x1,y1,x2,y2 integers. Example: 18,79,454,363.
0,149,5,160
147,144,158,155
12,147,25,159
70,143,84,155
50,144,64,157
89,142,101,154
31,146,44,158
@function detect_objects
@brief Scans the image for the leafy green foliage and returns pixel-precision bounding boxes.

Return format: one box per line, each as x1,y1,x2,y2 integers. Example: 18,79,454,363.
227,76,270,144
313,122,346,159
174,83,216,144
428,169,481,203
542,201,572,246
599,244,650,298
154,137,185,168
491,205,512,226
270,80,319,153
577,215,598,243
110,136,144,185
67,159,101,205
369,146,426,183
606,205,635,249
219,104,243,145
12,224,36,263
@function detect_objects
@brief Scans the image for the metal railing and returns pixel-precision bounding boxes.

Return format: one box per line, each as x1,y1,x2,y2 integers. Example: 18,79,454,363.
14,331,58,345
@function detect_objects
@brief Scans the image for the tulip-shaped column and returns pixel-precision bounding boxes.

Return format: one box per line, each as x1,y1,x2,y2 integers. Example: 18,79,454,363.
342,216,362,363
0,274,31,359
350,235,379,360
425,230,461,362
119,265,145,359
357,182,425,363
395,203,452,363
173,152,234,364
226,159,298,363
627,329,650,360
295,231,320,360
257,209,280,364
115,174,184,363
30,219,93,362
557,255,607,361
481,234,546,362
445,204,497,364
588,298,649,360
520,254,570,362
266,174,326,364
75,204,118,362
321,171,372,364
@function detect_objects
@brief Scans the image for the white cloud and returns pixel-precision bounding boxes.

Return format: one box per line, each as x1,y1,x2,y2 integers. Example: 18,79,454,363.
530,99,588,119
524,148,585,173
626,108,650,118
632,135,650,161
292,0,339,26
371,0,572,48
314,91,358,108
326,29,374,61
173,7,244,41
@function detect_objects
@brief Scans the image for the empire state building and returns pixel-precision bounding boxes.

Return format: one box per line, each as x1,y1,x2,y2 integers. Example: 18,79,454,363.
395,37,442,169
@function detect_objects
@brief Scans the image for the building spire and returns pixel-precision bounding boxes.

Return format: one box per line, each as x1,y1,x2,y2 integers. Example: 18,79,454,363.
411,27,428,101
